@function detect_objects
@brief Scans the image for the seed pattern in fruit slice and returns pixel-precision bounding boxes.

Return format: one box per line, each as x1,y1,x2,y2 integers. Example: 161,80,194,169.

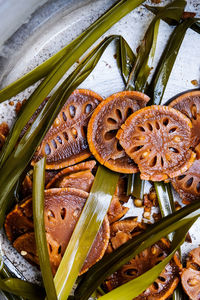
5,188,110,276
117,105,196,181
171,158,200,204
181,247,200,300
169,90,200,148
32,89,103,169
87,91,150,173
105,237,181,300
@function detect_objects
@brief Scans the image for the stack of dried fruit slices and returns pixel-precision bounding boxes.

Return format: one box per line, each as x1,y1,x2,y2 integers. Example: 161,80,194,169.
4,88,200,299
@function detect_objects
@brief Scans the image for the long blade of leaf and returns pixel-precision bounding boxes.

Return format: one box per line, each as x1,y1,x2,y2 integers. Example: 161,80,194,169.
116,36,136,85
148,18,199,105
74,201,200,299
32,157,57,300
54,166,119,300
0,35,120,226
0,278,45,300
145,4,200,34
0,0,144,103
99,219,196,300
0,0,145,167
125,0,186,91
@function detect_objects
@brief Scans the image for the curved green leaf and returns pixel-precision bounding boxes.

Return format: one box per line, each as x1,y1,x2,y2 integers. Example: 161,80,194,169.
33,158,57,300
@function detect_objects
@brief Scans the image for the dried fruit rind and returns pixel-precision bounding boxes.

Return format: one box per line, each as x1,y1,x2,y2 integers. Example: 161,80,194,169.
172,159,200,204
87,91,150,173
117,105,196,181
32,89,103,169
5,188,110,275
169,90,200,148
105,221,181,300
181,247,200,300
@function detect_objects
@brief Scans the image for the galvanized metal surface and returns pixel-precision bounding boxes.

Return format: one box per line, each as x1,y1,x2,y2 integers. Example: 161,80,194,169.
0,0,199,295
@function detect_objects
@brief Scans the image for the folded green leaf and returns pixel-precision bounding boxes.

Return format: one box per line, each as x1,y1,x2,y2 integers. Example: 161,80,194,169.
99,219,196,300
145,4,200,34
154,182,174,217
127,173,146,199
33,157,57,300
116,36,136,85
148,18,199,105
74,200,200,299
54,165,119,300
0,278,45,300
126,0,186,91
0,35,121,226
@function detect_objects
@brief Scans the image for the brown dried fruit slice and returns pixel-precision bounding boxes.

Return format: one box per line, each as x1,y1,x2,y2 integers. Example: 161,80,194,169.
181,247,200,300
171,158,200,204
169,90,200,148
5,198,33,242
46,160,96,190
6,188,110,276
105,239,181,300
117,105,196,181
87,91,150,173
32,89,103,169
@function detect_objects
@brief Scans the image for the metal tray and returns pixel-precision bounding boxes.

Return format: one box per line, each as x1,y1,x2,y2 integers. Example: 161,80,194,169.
0,0,199,296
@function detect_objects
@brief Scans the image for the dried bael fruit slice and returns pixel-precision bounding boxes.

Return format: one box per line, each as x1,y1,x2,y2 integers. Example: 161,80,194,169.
5,188,110,276
46,160,96,192
32,89,103,169
87,91,150,173
117,105,196,181
169,90,200,148
105,238,181,299
171,158,200,204
181,247,200,300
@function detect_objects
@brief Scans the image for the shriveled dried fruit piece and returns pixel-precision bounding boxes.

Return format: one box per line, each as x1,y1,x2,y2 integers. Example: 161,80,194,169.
46,160,96,191
108,176,129,224
181,247,200,300
117,105,196,181
105,239,181,300
5,199,33,242
32,89,103,169
107,218,146,253
169,90,200,148
6,188,110,276
0,122,9,150
88,91,150,173
172,158,200,204
107,195,129,224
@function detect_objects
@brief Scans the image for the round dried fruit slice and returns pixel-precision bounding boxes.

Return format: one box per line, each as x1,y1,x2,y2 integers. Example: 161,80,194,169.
105,239,181,299
171,158,200,204
87,91,150,173
46,160,96,191
117,105,196,181
7,188,110,276
32,89,103,169
181,247,200,300
169,90,200,148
